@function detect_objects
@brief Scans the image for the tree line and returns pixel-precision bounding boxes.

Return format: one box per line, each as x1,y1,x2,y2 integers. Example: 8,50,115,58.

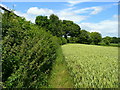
35,14,120,45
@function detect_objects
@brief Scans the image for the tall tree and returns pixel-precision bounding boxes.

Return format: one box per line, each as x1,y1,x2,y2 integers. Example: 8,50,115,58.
102,36,112,45
62,20,80,40
35,16,49,29
78,30,92,44
48,14,62,37
90,32,102,45
111,37,120,43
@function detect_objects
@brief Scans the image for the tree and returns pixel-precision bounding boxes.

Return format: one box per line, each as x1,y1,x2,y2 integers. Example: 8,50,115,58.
118,37,120,43
48,14,62,37
102,36,112,45
111,37,119,43
49,14,59,22
35,16,49,29
90,32,102,45
62,20,80,41
68,37,79,43
78,30,92,44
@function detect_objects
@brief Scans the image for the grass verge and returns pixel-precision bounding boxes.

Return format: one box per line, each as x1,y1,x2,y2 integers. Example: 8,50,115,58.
48,47,73,88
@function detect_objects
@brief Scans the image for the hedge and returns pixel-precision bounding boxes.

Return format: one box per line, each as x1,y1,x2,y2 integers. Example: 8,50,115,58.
2,12,59,88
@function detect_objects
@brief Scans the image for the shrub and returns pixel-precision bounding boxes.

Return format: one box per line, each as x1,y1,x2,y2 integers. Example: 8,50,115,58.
2,12,59,88
54,37,62,45
60,37,67,45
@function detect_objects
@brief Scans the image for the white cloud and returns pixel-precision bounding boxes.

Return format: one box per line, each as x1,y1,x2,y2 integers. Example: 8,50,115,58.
58,14,88,23
27,7,54,16
16,6,89,23
14,8,118,37
67,0,94,6
13,7,54,23
113,15,120,20
80,15,118,37
113,15,118,18
12,6,103,24
56,7,89,23
55,6,103,23
1,3,117,37
90,7,103,15
113,3,120,6
13,4,16,7
14,11,35,23
1,3,103,23
74,6,103,15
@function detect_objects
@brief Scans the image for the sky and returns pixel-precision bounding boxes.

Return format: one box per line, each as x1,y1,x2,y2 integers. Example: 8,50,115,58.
1,0,119,37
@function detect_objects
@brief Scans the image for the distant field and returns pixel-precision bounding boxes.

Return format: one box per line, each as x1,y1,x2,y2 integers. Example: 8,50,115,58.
62,44,118,88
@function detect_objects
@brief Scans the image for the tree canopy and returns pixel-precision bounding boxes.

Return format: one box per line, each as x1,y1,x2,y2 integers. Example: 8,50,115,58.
78,30,92,44
35,14,119,45
90,32,102,45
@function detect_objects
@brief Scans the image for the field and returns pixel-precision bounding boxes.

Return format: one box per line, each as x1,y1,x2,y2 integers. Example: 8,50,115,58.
62,44,118,88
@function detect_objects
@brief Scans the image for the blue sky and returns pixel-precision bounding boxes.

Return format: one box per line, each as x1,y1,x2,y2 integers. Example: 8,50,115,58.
1,1,119,37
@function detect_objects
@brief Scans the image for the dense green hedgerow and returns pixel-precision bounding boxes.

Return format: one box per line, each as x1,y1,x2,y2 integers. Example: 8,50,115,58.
56,37,67,45
2,12,59,88
60,37,67,45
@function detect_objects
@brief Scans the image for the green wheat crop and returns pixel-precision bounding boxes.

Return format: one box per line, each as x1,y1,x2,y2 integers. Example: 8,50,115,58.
62,44,118,88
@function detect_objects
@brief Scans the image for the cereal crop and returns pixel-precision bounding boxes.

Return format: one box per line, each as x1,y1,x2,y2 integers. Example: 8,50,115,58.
62,44,118,88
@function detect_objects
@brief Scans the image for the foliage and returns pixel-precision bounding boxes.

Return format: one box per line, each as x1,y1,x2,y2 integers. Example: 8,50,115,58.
35,16,49,29
90,32,102,45
48,14,62,37
62,20,80,40
35,15,81,41
78,30,92,44
60,37,67,45
111,37,120,43
102,36,112,45
68,37,79,43
35,14,120,46
62,44,118,88
2,12,59,88
35,14,63,37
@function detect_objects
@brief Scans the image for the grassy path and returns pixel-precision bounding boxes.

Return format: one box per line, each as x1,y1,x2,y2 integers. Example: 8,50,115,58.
48,47,73,88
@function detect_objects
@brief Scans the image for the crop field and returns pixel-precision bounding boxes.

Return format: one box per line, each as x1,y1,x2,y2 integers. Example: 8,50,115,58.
62,44,118,88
